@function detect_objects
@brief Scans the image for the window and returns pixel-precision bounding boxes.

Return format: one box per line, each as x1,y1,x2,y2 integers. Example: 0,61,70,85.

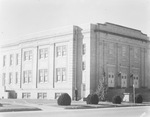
10,54,13,66
9,73,13,84
62,46,66,56
56,68,67,82
24,52,28,61
44,49,48,58
39,69,48,83
62,68,66,81
38,93,43,99
22,93,26,99
16,54,19,65
43,93,47,99
3,55,6,67
39,70,43,82
28,71,32,82
39,49,44,59
27,93,31,98
29,51,32,60
56,46,61,57
22,93,31,99
39,48,48,59
56,68,61,81
23,70,32,83
24,51,32,61
15,72,18,84
37,93,47,99
56,45,67,57
44,69,48,82
82,61,86,70
82,44,86,55
2,73,6,86
23,71,28,83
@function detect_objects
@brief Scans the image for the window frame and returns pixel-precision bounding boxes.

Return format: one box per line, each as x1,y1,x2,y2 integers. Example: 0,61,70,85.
3,55,6,67
82,44,86,55
10,54,13,66
56,68,67,82
15,72,18,84
9,72,13,84
16,54,19,65
2,73,6,86
23,70,32,83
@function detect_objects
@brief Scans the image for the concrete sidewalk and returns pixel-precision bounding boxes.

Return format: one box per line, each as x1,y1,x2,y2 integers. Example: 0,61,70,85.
0,99,150,112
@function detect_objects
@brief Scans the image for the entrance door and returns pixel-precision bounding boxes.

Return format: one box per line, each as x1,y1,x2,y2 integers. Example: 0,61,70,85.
108,73,115,87
133,75,139,88
121,74,127,88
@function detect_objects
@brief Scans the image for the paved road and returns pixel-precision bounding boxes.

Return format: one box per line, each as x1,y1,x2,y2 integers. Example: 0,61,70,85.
0,106,150,117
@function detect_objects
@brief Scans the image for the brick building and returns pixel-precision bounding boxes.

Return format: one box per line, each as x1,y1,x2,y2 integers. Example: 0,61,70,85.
0,22,150,100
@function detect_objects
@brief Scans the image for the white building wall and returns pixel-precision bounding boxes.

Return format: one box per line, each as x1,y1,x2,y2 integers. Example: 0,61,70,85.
0,28,75,99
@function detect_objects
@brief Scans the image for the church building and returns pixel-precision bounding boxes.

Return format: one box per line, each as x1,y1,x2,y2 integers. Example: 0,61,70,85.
0,22,150,101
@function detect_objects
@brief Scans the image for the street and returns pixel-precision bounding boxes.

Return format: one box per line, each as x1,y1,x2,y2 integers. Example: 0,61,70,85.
0,106,150,117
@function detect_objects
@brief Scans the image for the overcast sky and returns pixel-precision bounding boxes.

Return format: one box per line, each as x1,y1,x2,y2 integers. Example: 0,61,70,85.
0,0,150,45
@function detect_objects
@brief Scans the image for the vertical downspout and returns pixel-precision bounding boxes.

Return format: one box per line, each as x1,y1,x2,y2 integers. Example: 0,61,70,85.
36,46,38,88
75,27,78,96
53,43,55,88
20,48,23,89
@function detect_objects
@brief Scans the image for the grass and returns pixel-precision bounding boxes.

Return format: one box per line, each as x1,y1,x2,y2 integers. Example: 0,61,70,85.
0,103,41,112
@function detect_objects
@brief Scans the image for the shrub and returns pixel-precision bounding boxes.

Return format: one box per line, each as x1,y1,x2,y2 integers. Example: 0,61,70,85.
0,103,2,107
96,78,108,101
57,93,71,106
86,93,99,104
112,95,122,104
135,94,143,103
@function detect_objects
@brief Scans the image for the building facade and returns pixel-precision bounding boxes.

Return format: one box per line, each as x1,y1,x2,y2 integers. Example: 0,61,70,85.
0,23,150,100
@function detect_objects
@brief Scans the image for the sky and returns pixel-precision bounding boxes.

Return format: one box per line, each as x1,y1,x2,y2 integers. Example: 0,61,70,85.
0,0,150,45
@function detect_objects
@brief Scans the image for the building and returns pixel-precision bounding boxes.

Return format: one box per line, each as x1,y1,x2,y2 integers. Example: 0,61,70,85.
0,22,150,100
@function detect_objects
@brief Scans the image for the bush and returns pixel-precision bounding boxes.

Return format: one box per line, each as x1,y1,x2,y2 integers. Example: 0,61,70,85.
112,95,122,104
96,78,108,101
57,93,71,106
86,93,99,104
0,103,2,107
135,94,143,103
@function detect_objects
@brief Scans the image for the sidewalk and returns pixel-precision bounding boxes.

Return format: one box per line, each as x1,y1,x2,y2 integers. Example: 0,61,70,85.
0,99,150,112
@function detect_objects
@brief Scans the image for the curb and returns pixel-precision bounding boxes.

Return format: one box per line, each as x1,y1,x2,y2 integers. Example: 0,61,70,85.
0,107,42,112
64,103,150,109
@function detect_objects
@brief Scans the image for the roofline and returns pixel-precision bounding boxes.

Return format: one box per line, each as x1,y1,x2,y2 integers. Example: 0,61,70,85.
0,32,73,48
98,22,147,36
94,29,149,42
